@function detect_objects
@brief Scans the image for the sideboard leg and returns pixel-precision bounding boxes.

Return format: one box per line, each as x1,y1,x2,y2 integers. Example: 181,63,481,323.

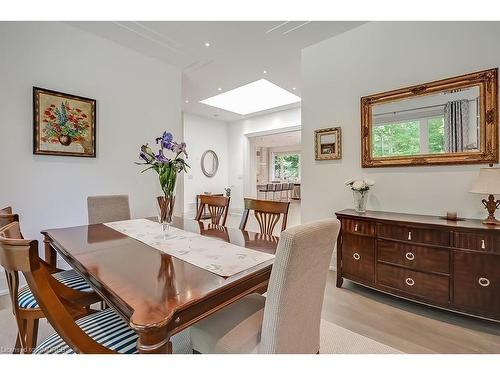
336,275,344,288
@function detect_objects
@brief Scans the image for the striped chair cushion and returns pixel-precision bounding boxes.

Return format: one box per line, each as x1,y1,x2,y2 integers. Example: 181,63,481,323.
18,269,93,309
34,309,138,354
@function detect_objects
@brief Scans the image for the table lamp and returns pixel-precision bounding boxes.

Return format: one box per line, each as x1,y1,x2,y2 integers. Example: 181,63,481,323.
470,166,500,225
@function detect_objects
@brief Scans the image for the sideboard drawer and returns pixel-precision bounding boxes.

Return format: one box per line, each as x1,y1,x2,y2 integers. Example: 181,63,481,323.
342,234,375,283
453,232,498,253
453,251,500,315
377,240,450,274
377,263,450,304
377,224,450,247
343,219,375,236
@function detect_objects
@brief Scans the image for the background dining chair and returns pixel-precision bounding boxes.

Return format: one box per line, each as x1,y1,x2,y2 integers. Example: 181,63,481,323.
0,206,19,228
0,221,100,353
0,221,188,354
195,195,230,226
239,198,290,235
190,218,341,354
87,195,131,224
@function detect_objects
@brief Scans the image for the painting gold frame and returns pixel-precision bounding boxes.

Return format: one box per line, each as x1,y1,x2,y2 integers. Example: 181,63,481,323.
361,68,498,168
315,127,342,160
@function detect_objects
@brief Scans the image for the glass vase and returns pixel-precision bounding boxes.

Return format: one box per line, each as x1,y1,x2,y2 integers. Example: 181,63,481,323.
353,190,368,213
157,195,175,237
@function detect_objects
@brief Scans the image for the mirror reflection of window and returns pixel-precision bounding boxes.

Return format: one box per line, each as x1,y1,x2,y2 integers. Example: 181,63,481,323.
371,86,480,158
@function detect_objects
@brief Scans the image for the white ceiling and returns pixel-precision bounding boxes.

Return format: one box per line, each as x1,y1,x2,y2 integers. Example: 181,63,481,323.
251,130,301,148
68,21,364,121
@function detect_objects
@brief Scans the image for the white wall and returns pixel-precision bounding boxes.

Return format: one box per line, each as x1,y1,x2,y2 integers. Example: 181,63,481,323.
301,22,500,227
183,113,229,216
0,22,182,292
228,107,301,212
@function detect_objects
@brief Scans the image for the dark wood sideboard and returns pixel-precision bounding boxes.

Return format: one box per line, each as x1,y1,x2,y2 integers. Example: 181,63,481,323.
335,209,500,321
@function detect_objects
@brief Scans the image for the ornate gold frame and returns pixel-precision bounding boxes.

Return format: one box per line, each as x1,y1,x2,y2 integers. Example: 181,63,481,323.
315,127,342,160
361,68,498,168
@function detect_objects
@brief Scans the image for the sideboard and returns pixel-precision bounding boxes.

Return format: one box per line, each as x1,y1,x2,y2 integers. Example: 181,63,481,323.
335,209,500,321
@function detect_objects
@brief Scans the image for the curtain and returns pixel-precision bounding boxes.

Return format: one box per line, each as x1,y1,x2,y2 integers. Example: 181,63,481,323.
444,99,469,152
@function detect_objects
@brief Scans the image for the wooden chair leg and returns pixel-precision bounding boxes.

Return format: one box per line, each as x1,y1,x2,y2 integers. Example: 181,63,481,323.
24,318,38,353
13,334,21,354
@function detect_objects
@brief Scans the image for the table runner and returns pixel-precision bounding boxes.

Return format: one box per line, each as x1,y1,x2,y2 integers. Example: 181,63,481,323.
104,219,275,277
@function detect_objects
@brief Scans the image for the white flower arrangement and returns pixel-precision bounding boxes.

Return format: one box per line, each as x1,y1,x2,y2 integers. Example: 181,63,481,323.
345,178,375,192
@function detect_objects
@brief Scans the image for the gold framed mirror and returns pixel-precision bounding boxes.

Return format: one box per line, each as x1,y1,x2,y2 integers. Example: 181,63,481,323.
361,68,498,168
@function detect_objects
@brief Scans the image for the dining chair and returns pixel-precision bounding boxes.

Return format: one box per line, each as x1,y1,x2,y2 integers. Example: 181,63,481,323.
195,195,230,226
0,221,188,354
190,218,341,353
87,195,131,224
0,206,19,228
239,198,290,235
0,221,100,353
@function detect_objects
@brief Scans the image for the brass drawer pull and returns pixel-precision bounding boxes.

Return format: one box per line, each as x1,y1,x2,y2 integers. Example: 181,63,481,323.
481,239,486,249
478,277,490,287
405,277,415,286
407,231,412,240
353,252,361,260
354,224,358,232
405,252,415,261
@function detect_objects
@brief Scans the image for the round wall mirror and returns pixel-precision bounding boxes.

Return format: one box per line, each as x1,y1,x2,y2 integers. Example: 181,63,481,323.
201,149,219,178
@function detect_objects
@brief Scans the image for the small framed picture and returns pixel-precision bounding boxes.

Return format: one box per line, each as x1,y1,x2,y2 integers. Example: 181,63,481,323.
33,87,96,157
315,127,342,160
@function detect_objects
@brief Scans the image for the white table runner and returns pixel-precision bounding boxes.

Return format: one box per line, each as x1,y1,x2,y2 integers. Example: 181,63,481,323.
104,219,275,277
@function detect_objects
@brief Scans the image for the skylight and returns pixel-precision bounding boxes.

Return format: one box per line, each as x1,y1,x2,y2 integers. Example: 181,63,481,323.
200,79,301,115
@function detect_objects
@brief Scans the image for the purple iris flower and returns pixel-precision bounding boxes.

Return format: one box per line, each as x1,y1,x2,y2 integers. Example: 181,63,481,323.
155,150,171,164
172,141,187,157
156,131,173,150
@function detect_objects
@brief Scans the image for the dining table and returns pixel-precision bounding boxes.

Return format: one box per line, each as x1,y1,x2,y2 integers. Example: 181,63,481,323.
41,217,279,354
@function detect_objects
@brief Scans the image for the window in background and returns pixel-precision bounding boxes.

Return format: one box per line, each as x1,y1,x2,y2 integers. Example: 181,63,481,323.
272,152,300,182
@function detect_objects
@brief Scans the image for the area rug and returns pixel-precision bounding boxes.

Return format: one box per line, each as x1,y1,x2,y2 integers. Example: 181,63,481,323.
0,307,401,354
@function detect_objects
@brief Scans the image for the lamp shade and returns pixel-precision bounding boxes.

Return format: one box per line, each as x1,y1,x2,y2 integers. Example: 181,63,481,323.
470,167,500,195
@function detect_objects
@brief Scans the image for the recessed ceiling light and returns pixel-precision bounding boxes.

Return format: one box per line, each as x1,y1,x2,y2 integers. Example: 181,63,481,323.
204,42,210,47
263,70,267,74
200,79,301,115
218,87,222,91
292,87,297,91
185,100,189,103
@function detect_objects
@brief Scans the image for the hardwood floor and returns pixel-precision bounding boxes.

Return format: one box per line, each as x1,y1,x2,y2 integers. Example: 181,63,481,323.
323,271,500,353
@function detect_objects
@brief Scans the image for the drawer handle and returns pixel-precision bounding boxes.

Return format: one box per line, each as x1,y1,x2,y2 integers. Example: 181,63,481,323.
478,277,490,287
354,224,358,232
405,252,415,261
407,231,412,241
481,239,486,249
405,277,415,286
353,252,361,260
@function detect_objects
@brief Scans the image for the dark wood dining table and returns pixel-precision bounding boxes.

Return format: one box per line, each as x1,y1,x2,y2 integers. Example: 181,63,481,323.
41,217,279,354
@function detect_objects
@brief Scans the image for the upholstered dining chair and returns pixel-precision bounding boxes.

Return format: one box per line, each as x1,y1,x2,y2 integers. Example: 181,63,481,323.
0,221,101,353
190,218,341,353
239,198,290,235
195,195,230,226
0,221,188,354
0,206,19,228
87,195,131,224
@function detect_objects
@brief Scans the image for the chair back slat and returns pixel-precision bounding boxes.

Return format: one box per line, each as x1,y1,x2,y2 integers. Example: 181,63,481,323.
195,195,230,226
239,198,290,235
260,219,341,354
0,206,19,229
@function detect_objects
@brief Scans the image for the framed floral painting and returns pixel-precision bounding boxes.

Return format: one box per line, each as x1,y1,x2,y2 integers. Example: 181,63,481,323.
33,87,96,157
